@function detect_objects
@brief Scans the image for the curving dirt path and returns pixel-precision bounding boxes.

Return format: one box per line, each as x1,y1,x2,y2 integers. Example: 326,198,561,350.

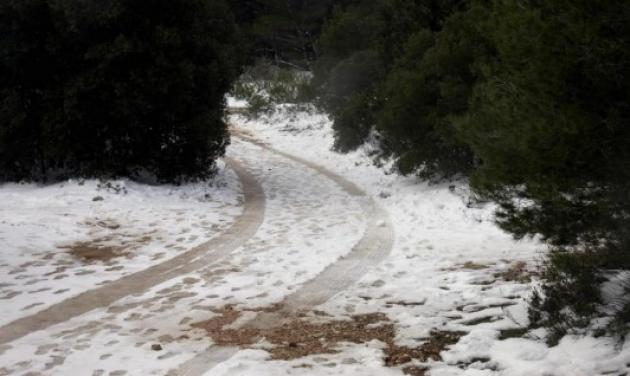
0,159,265,346
0,130,393,376
172,131,394,376
232,129,394,313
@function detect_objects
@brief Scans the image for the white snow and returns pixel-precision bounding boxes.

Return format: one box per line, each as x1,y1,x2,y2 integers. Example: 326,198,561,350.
226,97,248,109
1,101,628,376
226,103,630,376
0,136,366,375
0,163,242,326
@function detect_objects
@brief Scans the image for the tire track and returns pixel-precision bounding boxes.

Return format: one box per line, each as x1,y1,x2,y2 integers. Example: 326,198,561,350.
0,158,265,345
171,131,394,375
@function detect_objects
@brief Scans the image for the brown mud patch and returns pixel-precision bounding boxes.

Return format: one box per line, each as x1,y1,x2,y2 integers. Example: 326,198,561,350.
401,365,430,376
63,243,127,262
60,219,153,263
192,306,464,372
442,261,490,271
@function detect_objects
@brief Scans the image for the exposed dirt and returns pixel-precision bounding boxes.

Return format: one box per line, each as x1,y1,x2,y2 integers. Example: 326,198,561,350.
64,243,127,262
495,261,532,283
0,158,265,346
192,306,464,369
59,219,154,263
402,365,430,375
442,261,489,271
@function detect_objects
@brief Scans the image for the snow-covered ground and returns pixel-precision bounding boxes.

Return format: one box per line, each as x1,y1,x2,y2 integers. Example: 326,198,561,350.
224,104,630,376
0,164,243,327
0,133,367,374
1,101,628,376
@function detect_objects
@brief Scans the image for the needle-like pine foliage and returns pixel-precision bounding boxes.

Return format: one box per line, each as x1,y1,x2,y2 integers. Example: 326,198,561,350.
456,0,630,340
310,0,630,339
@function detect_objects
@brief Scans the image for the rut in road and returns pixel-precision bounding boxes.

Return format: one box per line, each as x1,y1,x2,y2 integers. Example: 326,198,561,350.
0,159,265,346
172,131,394,376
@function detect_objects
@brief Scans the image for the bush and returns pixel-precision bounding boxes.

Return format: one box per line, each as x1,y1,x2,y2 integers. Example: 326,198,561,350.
529,244,630,344
456,0,630,340
313,0,474,172
230,59,313,117
0,0,241,182
310,1,386,152
376,2,490,180
323,50,382,151
309,0,630,342
529,250,604,345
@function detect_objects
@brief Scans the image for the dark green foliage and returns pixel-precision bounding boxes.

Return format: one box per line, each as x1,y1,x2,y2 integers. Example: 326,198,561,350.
376,3,489,179
238,0,336,69
0,0,240,182
324,50,382,151
313,0,476,173
230,0,265,26
311,1,385,151
235,0,630,341
458,0,630,246
318,2,382,59
529,250,604,345
307,0,630,340
529,246,630,344
0,0,58,180
377,0,464,68
455,0,630,338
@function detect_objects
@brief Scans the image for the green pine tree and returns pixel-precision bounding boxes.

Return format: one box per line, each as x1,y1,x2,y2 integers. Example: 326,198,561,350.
0,0,241,182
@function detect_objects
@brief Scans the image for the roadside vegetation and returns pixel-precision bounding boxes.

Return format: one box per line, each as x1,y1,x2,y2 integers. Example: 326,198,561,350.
1,0,241,182
232,0,630,344
2,0,629,346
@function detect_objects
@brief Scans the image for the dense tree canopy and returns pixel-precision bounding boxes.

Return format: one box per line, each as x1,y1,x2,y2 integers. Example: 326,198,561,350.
459,0,630,245
304,0,630,338
455,0,630,338
312,0,472,168
234,0,337,69
0,0,240,182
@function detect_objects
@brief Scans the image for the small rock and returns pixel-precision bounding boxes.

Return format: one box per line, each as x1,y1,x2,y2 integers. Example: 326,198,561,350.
158,335,174,343
371,279,386,288
97,220,119,229
92,196,104,202
151,344,163,351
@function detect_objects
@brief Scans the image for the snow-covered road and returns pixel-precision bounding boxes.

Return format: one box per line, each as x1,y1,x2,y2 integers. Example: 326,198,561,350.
0,158,265,345
1,109,629,376
172,132,394,375
0,131,383,375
